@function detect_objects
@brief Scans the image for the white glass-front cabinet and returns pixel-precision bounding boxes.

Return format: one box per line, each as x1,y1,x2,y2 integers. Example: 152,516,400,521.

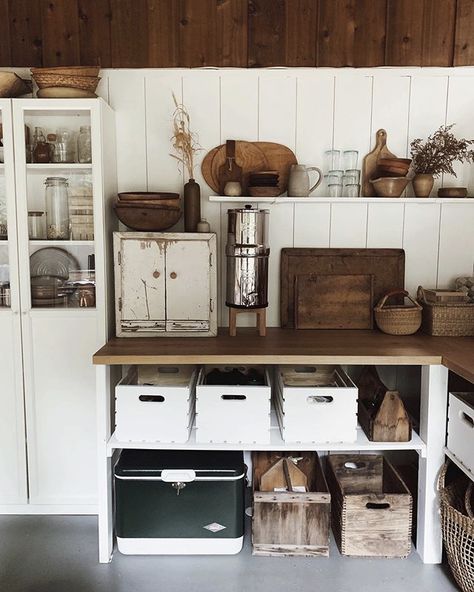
0,98,116,513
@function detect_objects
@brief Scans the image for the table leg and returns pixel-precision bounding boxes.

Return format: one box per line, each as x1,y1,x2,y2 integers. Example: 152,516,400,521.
416,364,448,564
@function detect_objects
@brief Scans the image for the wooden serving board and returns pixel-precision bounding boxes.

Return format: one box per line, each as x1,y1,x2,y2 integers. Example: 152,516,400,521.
211,141,268,194
254,142,297,194
295,274,374,330
280,248,405,329
362,129,397,197
201,146,220,193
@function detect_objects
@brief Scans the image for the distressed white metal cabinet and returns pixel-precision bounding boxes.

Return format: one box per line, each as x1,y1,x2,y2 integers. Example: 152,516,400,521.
114,232,217,337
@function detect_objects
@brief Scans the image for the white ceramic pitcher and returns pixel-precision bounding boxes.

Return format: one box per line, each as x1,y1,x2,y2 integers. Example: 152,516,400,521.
287,164,323,197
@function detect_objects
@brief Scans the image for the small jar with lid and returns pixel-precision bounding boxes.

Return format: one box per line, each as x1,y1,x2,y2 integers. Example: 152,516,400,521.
28,211,46,239
45,177,70,240
77,126,92,163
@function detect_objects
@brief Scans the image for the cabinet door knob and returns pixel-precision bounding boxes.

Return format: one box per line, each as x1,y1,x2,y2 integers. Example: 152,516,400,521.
153,270,160,278
170,272,177,279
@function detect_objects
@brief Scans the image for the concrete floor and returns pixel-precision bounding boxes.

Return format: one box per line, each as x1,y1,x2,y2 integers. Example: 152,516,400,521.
0,515,458,592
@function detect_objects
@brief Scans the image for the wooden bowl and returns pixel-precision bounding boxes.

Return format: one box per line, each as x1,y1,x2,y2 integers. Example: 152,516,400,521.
249,186,281,197
437,187,468,198
118,192,180,208
370,177,410,198
114,201,182,231
378,158,412,178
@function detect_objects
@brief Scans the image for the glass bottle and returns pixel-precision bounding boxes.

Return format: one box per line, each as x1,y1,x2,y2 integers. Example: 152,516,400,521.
45,177,70,240
55,128,75,163
77,126,92,163
33,127,50,163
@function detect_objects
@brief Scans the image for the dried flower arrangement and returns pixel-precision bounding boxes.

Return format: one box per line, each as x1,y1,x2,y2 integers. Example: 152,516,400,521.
169,93,201,180
410,124,474,177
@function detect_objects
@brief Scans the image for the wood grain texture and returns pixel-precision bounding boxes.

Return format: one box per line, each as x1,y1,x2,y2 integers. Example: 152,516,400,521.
318,0,387,67
386,0,424,66
40,0,80,66
110,0,148,67
422,0,455,66
286,0,318,66
217,0,248,67
148,0,179,67
78,0,112,67
248,0,286,67
454,0,474,66
0,0,11,65
9,0,43,66
179,0,218,67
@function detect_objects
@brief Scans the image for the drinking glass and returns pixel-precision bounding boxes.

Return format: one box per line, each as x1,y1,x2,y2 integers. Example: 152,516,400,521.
344,169,361,184
344,184,360,198
328,169,344,179
324,150,341,172
343,150,359,170
328,183,342,198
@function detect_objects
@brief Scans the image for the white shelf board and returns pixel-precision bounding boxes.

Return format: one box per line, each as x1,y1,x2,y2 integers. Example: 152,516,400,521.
28,307,97,317
26,163,92,170
444,447,474,482
209,195,474,204
108,411,426,456
29,240,94,247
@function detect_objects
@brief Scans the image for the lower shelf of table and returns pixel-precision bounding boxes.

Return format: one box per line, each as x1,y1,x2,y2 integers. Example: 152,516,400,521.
107,412,426,456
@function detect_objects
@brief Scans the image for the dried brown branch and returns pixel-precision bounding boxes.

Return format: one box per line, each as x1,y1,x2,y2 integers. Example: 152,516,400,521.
169,93,202,180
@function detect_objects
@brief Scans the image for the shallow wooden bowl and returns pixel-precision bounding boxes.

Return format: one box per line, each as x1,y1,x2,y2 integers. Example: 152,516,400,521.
249,186,281,197
378,158,411,178
118,192,180,208
114,201,182,231
370,177,410,198
437,187,468,198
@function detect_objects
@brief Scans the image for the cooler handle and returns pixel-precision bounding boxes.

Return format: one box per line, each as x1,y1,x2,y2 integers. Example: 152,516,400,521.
161,469,196,483
221,394,247,401
307,395,334,404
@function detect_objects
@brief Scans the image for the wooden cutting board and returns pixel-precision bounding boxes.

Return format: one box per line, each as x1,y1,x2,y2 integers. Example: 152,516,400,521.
217,140,243,194
201,146,220,193
362,129,397,197
295,274,374,329
280,248,405,328
254,142,297,194
211,141,268,194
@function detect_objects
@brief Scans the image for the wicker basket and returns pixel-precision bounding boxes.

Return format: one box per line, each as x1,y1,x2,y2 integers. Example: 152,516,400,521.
418,286,474,336
32,72,100,92
374,290,422,335
438,461,474,592
31,66,100,77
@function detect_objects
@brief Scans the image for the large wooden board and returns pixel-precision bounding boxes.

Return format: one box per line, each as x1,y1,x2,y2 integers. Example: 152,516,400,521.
281,248,405,329
295,274,374,330
211,140,268,194
254,141,297,194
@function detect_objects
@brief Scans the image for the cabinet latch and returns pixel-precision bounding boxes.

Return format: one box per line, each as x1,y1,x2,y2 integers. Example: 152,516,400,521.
210,298,214,312
117,252,121,265
118,297,122,312
209,252,213,267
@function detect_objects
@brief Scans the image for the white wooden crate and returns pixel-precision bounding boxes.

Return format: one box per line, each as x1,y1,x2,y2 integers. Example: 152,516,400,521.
275,365,358,443
115,366,198,443
195,367,271,444
447,392,474,475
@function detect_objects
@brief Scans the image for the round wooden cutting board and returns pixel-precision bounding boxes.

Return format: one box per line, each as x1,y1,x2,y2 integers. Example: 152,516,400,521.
211,141,268,194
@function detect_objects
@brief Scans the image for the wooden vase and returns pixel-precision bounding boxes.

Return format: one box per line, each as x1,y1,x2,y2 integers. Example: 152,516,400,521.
184,178,201,232
412,173,434,198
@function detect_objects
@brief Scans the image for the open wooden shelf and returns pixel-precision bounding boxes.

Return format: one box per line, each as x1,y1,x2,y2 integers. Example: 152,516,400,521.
209,195,474,204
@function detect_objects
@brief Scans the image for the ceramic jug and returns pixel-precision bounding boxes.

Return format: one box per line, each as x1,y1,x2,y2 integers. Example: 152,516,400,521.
288,164,323,197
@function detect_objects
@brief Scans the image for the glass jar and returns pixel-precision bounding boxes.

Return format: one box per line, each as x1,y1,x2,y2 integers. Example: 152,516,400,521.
77,126,92,163
33,127,50,163
45,177,70,240
54,128,75,163
28,211,46,239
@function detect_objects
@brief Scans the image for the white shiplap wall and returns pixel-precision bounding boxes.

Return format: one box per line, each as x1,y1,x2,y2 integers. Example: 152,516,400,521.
95,67,474,326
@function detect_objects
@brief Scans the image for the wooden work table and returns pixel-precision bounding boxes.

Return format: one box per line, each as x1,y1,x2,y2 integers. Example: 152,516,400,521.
93,328,474,383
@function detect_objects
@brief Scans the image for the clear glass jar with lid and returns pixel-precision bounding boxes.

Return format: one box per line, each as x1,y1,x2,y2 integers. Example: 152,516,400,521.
45,177,70,240
77,126,92,163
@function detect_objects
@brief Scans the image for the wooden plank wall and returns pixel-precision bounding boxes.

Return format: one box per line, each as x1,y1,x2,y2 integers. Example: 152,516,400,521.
1,0,474,67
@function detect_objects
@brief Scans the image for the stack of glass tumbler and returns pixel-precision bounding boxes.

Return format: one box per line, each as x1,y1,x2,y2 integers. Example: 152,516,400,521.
324,150,360,198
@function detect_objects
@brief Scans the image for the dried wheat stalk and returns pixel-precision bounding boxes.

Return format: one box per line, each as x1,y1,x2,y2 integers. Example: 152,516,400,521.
169,93,201,180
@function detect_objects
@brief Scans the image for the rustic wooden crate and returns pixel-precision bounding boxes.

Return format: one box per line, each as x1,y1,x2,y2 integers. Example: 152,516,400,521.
327,454,412,558
252,451,331,557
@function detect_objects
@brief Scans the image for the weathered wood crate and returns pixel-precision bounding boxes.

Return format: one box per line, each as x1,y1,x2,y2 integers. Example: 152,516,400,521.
252,451,331,557
326,454,412,558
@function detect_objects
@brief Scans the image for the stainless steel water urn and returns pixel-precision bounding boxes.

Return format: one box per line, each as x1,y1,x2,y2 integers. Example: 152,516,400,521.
226,205,270,309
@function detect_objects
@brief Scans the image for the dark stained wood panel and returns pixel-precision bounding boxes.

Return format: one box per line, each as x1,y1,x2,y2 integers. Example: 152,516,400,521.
422,0,455,66
286,0,318,66
110,0,148,67
318,0,386,67
454,0,474,66
248,0,286,67
217,0,248,67
9,0,43,66
179,0,218,67
40,0,80,66
0,0,11,66
148,0,179,67
386,0,424,66
78,0,112,67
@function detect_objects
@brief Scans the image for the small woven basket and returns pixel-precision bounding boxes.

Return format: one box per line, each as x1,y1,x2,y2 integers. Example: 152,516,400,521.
31,66,100,77
32,72,100,92
374,290,422,335
417,286,474,336
438,461,474,592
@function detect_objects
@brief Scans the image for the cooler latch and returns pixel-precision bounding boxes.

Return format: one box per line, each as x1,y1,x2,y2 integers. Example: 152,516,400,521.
161,469,196,496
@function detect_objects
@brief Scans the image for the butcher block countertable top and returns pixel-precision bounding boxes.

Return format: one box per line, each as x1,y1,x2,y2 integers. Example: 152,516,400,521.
93,329,474,384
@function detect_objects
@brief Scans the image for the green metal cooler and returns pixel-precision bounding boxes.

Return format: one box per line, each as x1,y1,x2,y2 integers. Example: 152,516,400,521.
114,449,246,555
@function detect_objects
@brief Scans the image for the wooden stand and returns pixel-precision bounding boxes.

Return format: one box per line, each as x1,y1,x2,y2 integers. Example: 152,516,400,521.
228,306,266,337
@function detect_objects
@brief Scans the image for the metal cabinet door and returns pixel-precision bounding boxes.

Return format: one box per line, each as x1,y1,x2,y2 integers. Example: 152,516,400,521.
118,237,166,334
165,239,211,332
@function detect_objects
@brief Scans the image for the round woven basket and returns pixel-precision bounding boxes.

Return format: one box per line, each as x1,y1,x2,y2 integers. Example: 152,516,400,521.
31,66,100,77
33,72,100,92
439,461,474,592
374,290,422,335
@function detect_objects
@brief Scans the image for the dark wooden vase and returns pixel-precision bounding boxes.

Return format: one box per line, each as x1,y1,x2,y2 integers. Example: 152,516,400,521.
184,178,201,232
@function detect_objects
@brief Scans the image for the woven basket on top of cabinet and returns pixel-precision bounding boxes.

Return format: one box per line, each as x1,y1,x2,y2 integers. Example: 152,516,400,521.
438,461,474,592
417,286,474,336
